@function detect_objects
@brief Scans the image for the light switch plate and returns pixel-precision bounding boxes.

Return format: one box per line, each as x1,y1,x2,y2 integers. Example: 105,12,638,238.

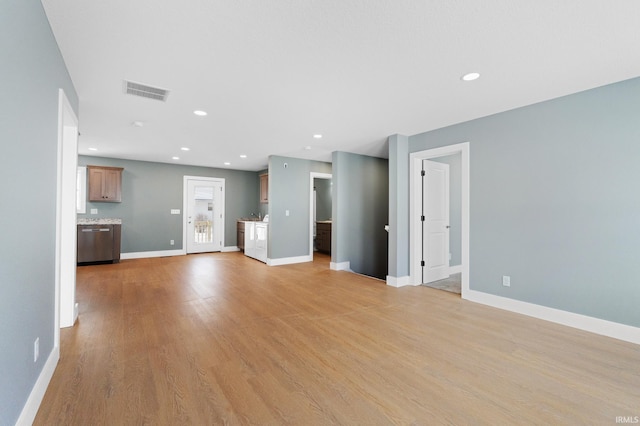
170,209,180,215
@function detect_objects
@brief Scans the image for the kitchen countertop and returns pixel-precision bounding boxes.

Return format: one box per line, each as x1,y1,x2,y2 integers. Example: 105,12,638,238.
77,218,122,225
316,220,332,224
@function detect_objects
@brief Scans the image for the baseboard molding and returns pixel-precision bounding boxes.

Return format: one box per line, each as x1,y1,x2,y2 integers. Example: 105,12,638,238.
449,264,462,275
222,246,240,252
330,261,351,271
464,289,640,345
267,255,312,266
16,345,60,426
386,275,413,288
121,249,185,259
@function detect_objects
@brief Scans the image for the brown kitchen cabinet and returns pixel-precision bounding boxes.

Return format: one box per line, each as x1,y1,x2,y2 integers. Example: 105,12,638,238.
88,165,123,202
237,220,246,251
259,174,268,204
315,221,332,254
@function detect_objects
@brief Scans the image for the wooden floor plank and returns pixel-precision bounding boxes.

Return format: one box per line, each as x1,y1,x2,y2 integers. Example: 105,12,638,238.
34,252,640,425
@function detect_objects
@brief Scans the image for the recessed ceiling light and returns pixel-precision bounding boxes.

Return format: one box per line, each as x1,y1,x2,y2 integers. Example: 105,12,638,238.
224,162,231,166
461,72,480,81
181,147,190,151
172,156,180,160
304,146,312,150
88,147,98,151
193,110,207,116
132,121,144,127
240,154,247,158
313,134,323,139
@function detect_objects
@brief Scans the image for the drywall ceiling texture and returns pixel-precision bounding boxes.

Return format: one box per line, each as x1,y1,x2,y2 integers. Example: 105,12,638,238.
41,1,640,171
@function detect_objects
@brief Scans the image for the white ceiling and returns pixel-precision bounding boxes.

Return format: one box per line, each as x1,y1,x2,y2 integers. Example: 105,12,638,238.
42,0,640,172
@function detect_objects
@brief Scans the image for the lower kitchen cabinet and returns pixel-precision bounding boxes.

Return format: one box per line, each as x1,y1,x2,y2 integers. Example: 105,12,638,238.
77,224,121,264
315,221,332,254
237,220,245,251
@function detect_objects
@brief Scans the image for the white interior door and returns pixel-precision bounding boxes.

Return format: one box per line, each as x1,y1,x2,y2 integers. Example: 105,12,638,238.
423,160,450,283
185,178,224,253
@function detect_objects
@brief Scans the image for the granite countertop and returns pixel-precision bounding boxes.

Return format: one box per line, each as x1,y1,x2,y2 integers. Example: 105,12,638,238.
77,218,122,225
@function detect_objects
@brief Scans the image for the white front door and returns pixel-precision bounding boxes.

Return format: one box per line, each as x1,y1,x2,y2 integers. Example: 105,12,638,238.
185,177,224,253
422,160,450,283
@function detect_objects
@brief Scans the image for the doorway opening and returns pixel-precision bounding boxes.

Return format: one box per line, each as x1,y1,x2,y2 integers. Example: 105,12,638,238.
410,142,469,298
309,172,332,262
183,176,225,254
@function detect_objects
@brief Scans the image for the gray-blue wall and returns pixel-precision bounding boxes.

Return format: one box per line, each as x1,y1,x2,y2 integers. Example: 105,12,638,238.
0,2,78,424
392,76,640,328
78,156,260,252
333,152,389,279
268,156,332,259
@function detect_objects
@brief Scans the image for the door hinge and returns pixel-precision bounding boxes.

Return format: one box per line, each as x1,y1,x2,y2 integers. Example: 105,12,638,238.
421,215,425,222
421,260,425,267
421,170,425,176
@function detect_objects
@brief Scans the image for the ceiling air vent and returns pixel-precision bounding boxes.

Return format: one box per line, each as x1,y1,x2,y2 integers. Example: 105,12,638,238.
123,80,169,102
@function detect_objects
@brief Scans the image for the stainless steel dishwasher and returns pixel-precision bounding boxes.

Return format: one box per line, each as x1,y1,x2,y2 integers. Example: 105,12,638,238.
77,225,115,263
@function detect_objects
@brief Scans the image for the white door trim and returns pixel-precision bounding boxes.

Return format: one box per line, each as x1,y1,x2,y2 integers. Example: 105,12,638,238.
410,142,469,298
182,176,225,254
309,172,332,258
56,89,79,331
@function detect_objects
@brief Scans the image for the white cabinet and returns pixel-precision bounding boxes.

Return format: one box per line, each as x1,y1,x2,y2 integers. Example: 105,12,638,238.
244,221,268,263
254,222,268,263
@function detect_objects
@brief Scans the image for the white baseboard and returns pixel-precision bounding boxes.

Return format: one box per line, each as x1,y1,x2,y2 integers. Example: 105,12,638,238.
464,289,640,345
386,275,413,287
330,261,351,271
16,345,60,426
121,249,185,259
449,264,462,275
222,246,240,252
267,255,312,266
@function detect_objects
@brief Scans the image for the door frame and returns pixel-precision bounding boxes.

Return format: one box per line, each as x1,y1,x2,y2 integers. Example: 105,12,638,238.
410,142,469,297
56,89,79,333
182,176,226,254
309,172,332,258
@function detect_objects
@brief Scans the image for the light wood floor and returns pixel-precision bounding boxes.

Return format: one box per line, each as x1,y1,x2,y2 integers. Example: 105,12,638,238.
35,252,639,425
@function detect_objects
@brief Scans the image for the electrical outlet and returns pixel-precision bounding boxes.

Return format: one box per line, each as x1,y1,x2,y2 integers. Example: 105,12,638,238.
285,210,290,216
502,275,511,287
170,240,174,245
34,337,39,362
90,208,98,214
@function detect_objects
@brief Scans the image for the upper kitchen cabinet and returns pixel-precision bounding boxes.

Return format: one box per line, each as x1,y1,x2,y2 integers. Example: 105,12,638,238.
259,173,268,204
88,165,123,202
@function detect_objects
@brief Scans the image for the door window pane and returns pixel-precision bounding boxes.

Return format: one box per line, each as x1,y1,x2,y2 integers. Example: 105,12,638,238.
194,186,214,243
